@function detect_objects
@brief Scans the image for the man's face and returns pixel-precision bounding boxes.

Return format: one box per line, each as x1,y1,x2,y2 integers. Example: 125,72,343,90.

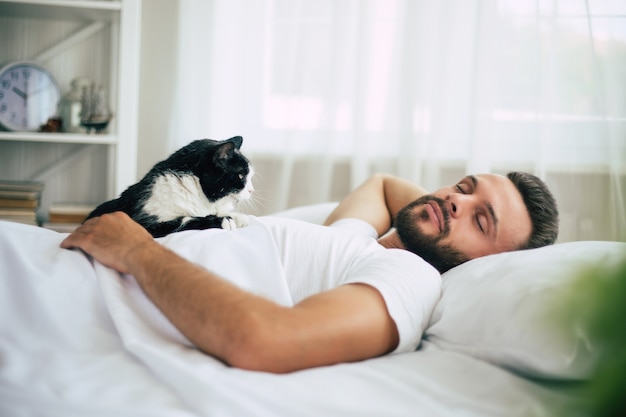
394,173,532,273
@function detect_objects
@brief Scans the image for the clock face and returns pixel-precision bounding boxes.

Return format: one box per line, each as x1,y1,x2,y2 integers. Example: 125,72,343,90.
0,62,61,131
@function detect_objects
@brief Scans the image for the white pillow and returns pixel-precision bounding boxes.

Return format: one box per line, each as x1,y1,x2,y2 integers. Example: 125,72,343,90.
424,240,626,380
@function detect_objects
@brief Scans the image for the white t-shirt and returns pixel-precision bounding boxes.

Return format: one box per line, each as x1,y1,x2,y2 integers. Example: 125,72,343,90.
261,216,441,353
159,216,441,354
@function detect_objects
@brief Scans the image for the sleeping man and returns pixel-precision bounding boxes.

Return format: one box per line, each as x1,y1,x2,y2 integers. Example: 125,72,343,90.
59,172,558,373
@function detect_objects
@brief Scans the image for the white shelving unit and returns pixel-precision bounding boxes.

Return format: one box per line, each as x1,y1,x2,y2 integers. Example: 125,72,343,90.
0,0,141,211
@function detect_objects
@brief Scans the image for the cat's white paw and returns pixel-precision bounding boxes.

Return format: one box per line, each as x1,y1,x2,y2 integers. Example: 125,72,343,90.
231,213,249,228
220,217,238,230
220,213,248,230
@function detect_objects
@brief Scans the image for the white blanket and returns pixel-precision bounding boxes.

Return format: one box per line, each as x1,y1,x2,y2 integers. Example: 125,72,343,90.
0,218,610,417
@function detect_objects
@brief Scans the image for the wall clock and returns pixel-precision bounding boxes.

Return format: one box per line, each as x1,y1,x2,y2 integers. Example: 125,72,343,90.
0,61,61,131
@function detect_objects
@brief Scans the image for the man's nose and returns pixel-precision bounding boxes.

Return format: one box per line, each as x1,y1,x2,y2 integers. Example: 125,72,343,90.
446,193,471,218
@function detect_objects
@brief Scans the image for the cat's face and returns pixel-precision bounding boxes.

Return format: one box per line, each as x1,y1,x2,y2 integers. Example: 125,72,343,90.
234,165,255,202
195,138,254,203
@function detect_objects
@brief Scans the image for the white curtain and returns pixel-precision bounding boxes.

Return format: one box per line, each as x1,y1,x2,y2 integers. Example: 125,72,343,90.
170,0,626,242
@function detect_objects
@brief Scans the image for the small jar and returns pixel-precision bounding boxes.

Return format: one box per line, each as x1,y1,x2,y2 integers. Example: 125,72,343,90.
59,77,91,133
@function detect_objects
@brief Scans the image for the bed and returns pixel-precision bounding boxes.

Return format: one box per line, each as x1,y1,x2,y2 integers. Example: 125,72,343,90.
1,203,624,417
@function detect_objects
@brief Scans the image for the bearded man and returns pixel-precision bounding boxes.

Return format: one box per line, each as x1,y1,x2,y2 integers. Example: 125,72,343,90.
61,172,558,373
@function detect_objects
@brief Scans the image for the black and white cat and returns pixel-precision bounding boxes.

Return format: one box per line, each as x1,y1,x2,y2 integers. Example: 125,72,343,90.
85,136,254,238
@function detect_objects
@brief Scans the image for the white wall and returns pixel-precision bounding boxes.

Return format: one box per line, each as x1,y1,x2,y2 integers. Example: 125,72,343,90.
137,0,180,177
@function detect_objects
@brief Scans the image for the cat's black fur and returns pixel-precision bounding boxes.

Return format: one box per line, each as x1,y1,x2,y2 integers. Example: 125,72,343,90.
86,136,254,238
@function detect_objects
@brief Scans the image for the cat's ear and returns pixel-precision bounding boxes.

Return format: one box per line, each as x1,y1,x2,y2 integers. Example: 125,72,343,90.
229,136,243,149
213,141,237,167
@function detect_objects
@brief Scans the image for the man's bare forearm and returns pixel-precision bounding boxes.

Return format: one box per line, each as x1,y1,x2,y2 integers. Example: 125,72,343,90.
126,241,281,367
60,213,275,368
324,174,428,235
380,174,429,219
127,246,398,373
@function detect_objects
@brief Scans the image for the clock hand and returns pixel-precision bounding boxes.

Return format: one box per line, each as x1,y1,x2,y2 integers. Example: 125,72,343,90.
28,84,53,97
12,86,28,101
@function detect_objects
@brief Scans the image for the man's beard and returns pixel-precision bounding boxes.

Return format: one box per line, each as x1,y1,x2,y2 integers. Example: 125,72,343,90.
394,196,469,273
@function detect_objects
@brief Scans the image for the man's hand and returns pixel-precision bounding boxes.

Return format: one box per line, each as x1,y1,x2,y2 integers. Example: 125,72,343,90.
60,212,154,274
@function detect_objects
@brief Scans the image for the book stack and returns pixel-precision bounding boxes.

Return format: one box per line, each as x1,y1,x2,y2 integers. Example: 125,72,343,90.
0,180,44,226
44,203,95,232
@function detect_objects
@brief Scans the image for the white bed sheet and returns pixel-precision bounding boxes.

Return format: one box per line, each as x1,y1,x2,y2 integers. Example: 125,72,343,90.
0,213,609,417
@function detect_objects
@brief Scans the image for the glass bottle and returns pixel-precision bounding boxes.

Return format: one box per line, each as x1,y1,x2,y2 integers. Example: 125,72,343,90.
59,77,91,133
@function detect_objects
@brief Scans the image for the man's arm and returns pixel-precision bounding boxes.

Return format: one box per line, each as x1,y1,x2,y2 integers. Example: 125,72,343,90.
61,212,399,373
323,173,428,235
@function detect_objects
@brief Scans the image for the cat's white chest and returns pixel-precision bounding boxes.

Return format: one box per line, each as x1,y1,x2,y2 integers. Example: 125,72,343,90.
143,173,234,221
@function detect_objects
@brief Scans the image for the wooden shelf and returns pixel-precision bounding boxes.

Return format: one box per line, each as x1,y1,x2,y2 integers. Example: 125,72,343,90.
0,131,116,144
0,0,140,201
0,0,121,21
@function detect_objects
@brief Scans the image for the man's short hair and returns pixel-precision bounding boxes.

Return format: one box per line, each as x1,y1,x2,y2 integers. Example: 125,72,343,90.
506,171,559,250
